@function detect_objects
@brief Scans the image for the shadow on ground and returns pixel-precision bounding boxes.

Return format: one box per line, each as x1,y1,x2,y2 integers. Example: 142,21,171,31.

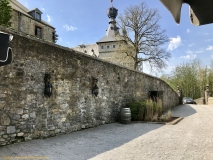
0,123,163,160
172,104,197,117
0,104,195,160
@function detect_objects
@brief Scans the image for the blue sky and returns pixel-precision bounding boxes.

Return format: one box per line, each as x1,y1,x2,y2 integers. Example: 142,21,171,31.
17,0,213,75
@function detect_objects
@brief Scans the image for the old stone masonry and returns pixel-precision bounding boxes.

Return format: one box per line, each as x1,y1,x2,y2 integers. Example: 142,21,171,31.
0,27,179,146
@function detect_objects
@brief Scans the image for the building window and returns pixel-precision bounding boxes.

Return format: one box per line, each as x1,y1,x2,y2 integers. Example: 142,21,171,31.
35,26,42,38
35,12,41,21
101,46,104,49
113,45,116,48
107,46,109,49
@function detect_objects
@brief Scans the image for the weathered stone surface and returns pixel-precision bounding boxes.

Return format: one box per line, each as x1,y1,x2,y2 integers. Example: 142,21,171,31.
30,112,36,118
3,135,8,138
7,126,16,134
0,138,5,142
17,109,23,115
0,112,11,126
0,132,5,136
22,114,29,119
24,137,32,142
10,9,54,43
17,132,24,137
0,126,6,130
0,27,179,146
11,134,16,137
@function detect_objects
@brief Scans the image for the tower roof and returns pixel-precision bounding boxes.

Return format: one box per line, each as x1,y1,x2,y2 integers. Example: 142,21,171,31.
97,6,122,44
107,7,118,19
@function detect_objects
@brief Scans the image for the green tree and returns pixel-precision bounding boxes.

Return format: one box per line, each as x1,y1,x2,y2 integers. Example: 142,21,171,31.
161,59,203,99
0,0,12,27
118,2,171,71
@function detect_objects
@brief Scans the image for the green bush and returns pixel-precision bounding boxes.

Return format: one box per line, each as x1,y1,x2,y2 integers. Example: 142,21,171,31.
125,98,163,121
126,101,146,121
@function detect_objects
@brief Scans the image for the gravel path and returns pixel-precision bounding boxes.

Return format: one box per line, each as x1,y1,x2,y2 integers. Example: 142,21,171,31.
0,104,213,160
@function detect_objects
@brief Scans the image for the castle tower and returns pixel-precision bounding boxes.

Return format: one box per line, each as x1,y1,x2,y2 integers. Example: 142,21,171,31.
72,2,134,69
96,4,134,69
96,4,124,62
97,6,120,43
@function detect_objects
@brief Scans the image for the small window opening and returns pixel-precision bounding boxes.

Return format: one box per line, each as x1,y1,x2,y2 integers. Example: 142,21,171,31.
35,12,41,20
35,26,42,38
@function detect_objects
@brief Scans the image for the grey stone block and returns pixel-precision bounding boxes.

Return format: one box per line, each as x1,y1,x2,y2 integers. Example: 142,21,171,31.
7,126,16,134
17,109,23,115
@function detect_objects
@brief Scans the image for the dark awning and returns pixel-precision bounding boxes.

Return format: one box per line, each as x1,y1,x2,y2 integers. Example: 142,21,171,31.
160,0,213,26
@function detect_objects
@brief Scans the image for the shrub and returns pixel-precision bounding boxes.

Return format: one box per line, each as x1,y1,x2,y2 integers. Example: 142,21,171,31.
125,98,163,121
126,101,146,121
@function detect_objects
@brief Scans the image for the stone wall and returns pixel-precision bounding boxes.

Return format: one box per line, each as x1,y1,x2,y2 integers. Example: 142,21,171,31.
194,97,213,105
10,10,55,43
0,28,179,146
194,97,204,105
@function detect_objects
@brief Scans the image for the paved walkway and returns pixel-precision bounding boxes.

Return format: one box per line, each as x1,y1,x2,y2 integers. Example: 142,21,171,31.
0,104,213,160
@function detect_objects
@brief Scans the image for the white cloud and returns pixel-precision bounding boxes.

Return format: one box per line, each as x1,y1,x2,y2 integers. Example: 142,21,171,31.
206,46,213,51
41,7,45,12
211,54,213,59
188,43,194,47
187,29,190,33
186,49,203,54
59,38,62,42
47,15,51,23
63,24,77,31
180,53,196,60
186,50,193,54
195,50,203,53
168,36,182,51
180,50,196,59
205,39,213,42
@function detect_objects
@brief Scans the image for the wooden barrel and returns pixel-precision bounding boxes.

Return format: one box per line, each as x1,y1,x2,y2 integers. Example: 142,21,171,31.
120,108,131,124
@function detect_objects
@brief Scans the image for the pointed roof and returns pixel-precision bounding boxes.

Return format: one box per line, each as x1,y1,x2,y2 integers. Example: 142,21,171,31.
28,8,43,14
97,6,123,44
97,25,122,43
